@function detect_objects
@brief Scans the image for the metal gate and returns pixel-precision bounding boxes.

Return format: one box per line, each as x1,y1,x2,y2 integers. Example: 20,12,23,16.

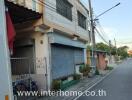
11,57,48,99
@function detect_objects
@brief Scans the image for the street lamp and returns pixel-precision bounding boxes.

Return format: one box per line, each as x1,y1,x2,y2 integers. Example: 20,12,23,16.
94,3,121,20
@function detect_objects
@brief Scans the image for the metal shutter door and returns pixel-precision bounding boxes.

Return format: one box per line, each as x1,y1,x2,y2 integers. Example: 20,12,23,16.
74,49,84,65
51,45,75,79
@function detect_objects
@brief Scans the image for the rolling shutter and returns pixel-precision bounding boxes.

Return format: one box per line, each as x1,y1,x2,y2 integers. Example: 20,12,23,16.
51,44,85,79
51,44,75,79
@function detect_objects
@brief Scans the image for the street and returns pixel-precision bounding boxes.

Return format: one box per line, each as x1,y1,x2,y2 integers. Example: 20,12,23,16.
77,58,132,100
1,0,132,99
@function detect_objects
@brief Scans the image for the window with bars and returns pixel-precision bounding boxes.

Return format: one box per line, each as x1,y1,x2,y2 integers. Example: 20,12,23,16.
56,0,73,21
77,11,87,29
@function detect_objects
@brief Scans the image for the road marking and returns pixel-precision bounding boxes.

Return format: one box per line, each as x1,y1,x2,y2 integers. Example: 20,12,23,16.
73,66,118,100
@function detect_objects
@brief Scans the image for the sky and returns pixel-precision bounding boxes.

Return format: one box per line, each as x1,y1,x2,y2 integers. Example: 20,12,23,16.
81,0,132,49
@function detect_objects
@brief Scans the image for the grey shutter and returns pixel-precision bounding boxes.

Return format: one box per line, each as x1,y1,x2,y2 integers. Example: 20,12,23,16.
74,49,84,65
51,44,75,79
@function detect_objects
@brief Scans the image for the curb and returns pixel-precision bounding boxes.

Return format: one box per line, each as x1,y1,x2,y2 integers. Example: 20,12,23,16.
73,66,118,100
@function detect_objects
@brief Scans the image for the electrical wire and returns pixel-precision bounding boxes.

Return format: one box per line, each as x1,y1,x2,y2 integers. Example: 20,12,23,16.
95,27,109,45
95,21,110,41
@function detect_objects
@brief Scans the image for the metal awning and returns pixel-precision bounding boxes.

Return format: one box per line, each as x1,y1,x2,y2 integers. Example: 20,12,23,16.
5,0,42,24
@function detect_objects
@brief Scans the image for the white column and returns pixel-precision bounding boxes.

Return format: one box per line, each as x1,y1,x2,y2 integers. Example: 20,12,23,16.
0,0,13,99
84,48,87,64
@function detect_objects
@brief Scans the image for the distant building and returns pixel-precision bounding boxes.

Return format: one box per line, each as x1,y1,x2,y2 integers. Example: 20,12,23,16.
128,50,132,56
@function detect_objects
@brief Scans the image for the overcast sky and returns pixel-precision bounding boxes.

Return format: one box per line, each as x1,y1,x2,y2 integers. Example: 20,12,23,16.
81,0,132,49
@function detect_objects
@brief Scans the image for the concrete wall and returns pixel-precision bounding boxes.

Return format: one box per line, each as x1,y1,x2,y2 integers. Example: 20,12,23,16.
32,32,51,90
0,0,13,99
43,0,90,41
97,53,107,70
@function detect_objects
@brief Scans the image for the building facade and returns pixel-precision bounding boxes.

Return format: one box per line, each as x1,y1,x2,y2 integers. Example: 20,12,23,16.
42,0,90,89
7,0,90,91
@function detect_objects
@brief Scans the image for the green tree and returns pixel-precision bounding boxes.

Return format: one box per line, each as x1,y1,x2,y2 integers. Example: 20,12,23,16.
96,42,110,52
117,46,129,59
95,42,117,55
88,43,129,58
111,47,117,55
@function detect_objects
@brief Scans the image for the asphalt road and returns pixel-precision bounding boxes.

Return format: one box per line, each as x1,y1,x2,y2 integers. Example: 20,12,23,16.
77,58,132,100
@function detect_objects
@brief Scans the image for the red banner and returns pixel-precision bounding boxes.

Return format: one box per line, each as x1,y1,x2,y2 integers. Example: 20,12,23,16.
6,8,15,55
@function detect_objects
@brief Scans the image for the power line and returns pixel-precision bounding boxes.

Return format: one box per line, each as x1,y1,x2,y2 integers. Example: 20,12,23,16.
94,26,109,44
95,27,109,45
95,20,110,41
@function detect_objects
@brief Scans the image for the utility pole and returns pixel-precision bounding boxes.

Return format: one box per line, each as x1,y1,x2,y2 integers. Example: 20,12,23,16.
114,38,116,47
114,38,118,55
88,0,120,72
88,0,96,48
109,40,112,63
88,0,96,70
114,38,119,61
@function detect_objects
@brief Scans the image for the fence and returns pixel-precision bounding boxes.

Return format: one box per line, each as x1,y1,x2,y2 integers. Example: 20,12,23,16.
10,57,48,96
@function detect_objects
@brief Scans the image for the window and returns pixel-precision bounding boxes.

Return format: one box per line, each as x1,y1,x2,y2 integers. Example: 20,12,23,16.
56,0,73,21
77,11,87,29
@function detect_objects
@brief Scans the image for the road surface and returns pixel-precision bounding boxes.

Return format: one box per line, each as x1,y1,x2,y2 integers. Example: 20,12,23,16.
77,58,132,100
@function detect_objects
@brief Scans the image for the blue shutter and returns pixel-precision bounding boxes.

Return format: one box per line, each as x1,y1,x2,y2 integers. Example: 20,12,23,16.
51,45,75,79
74,49,84,65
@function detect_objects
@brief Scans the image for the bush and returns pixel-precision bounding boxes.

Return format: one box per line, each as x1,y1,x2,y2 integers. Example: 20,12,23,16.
105,66,113,70
83,71,89,76
79,64,85,73
79,64,91,73
73,74,81,80
85,65,91,73
95,69,100,75
79,64,91,77
52,80,61,90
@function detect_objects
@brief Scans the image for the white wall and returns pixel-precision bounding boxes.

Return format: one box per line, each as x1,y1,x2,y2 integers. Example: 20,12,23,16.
32,32,51,90
0,0,13,99
44,0,90,41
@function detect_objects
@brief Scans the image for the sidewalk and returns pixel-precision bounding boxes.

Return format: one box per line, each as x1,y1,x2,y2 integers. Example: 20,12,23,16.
37,70,111,100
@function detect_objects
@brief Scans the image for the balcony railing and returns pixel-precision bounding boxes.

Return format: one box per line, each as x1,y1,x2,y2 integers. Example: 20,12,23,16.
7,0,43,13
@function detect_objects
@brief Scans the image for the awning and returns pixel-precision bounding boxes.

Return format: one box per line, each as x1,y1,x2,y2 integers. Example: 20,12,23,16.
5,0,42,24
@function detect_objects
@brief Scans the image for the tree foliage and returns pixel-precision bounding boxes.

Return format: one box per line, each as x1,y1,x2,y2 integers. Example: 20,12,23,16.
117,46,129,59
95,42,117,55
96,42,110,52
87,42,129,59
